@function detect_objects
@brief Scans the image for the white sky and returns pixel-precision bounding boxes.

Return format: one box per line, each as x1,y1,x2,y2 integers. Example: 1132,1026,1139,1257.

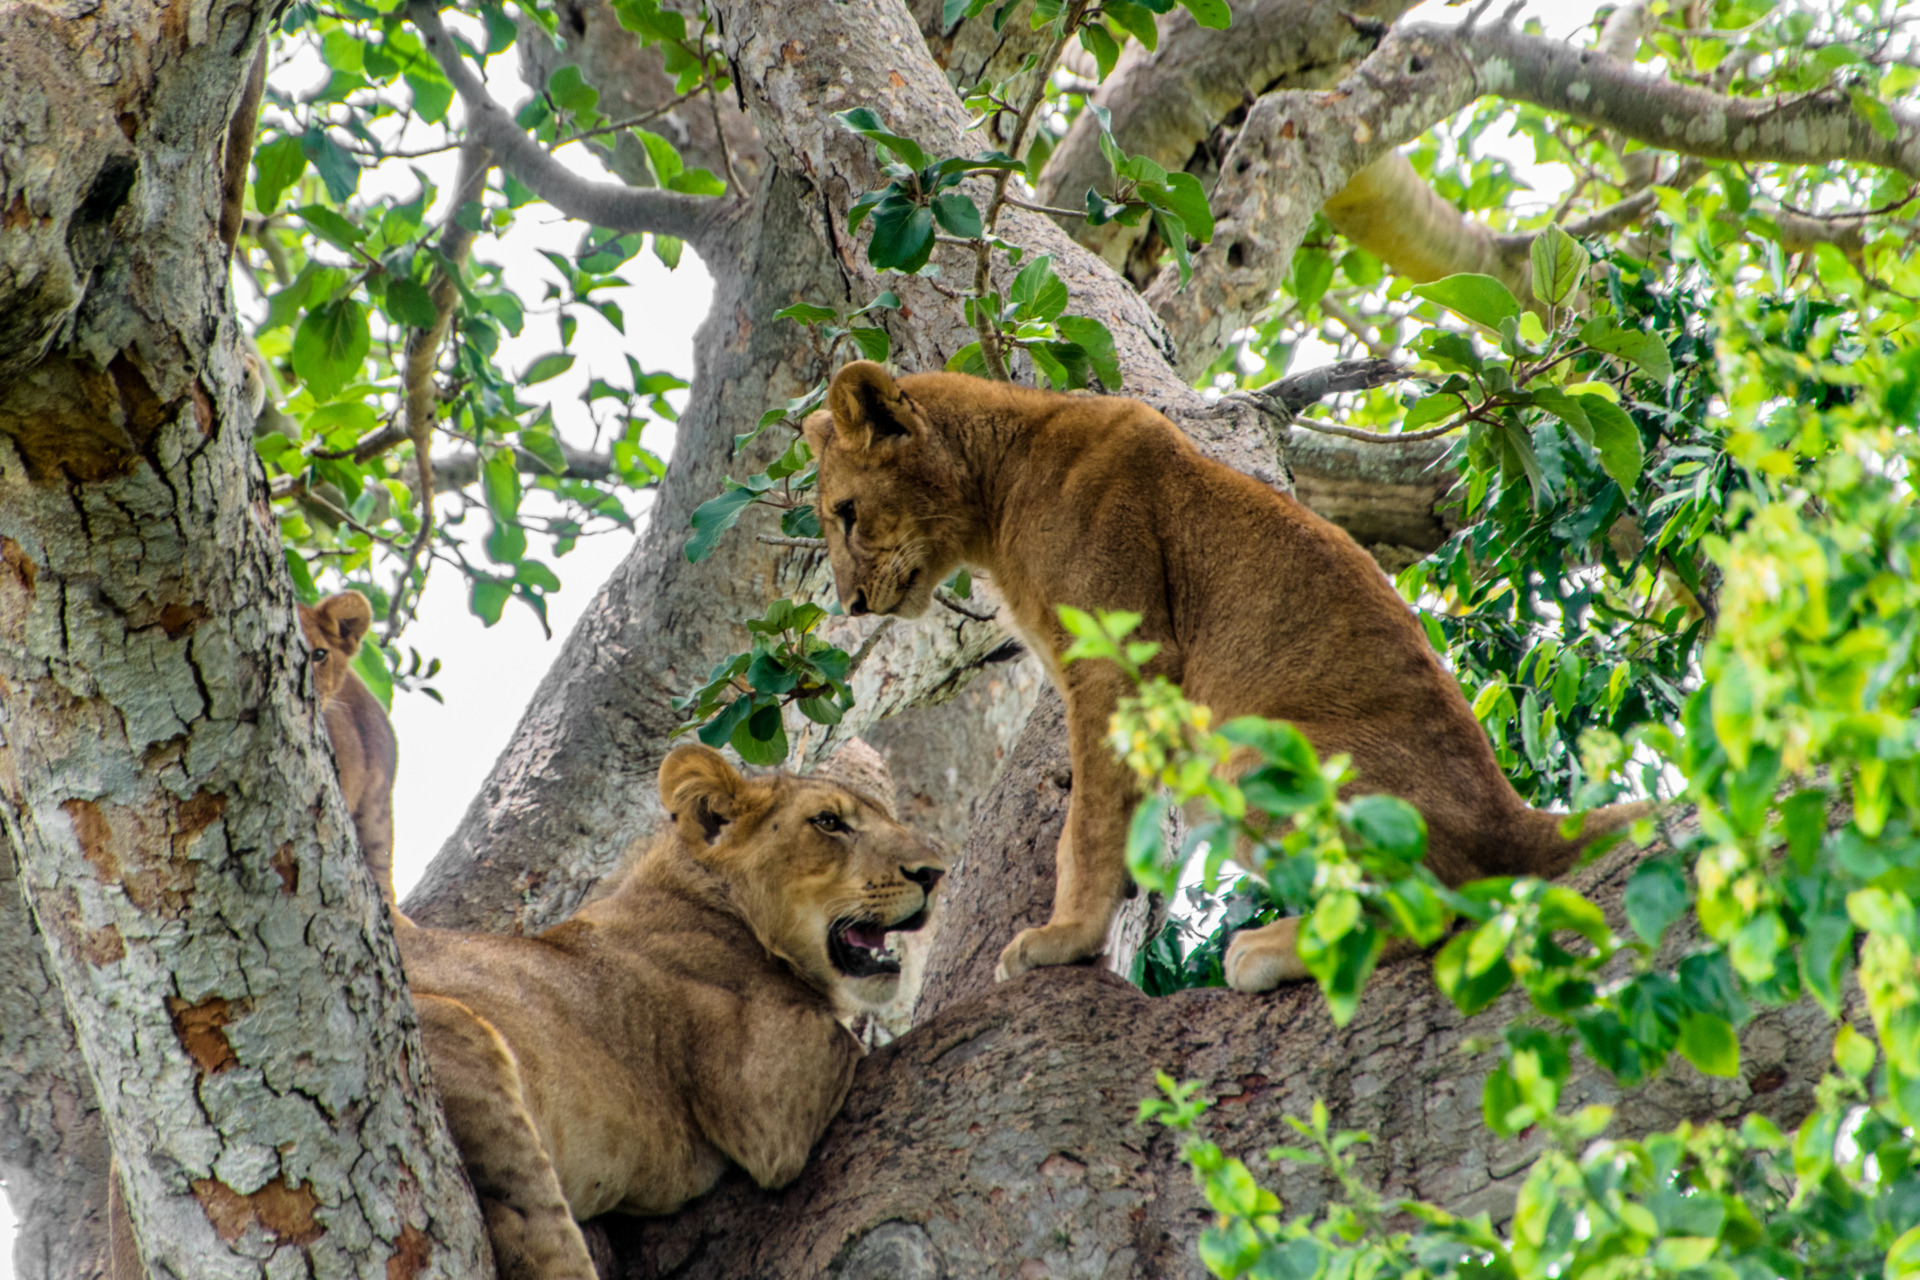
0,0,1610,1266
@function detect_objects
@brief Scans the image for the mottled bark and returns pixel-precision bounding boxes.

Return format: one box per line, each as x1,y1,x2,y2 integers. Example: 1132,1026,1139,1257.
601,832,1842,1279
0,0,488,1274
0,854,110,1280
1031,0,1419,278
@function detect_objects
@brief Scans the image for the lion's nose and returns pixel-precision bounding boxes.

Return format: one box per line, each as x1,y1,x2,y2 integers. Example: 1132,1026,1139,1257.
848,588,870,615
902,864,943,890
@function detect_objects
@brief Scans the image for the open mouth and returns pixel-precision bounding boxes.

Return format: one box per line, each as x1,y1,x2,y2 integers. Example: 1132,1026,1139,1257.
828,907,931,979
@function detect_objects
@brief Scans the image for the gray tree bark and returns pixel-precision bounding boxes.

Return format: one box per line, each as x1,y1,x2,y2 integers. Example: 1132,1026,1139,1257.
0,0,488,1274
0,858,110,1280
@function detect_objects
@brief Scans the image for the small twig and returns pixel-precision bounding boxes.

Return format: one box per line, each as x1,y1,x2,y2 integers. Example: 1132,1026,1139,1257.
1002,194,1089,219
936,589,998,622
552,93,704,148
758,534,828,549
847,617,897,676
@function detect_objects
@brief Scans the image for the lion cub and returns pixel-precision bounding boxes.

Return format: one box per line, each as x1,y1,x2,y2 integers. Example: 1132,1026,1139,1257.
297,590,399,907
805,361,1642,993
400,744,943,1279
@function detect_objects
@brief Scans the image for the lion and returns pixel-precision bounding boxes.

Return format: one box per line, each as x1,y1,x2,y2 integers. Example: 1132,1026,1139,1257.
398,743,943,1278
804,361,1644,994
297,589,398,908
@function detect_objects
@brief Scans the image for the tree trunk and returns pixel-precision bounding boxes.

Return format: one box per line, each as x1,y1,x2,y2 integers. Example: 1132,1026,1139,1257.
0,0,488,1272
597,832,1841,1278
0,854,110,1280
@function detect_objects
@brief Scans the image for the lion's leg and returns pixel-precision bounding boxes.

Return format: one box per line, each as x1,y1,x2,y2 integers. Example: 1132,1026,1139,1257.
416,994,596,1280
997,667,1134,980
1225,920,1428,993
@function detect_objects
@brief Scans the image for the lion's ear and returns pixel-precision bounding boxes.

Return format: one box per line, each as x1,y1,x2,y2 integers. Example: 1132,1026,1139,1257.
801,407,835,455
659,744,743,845
313,591,373,655
828,361,915,451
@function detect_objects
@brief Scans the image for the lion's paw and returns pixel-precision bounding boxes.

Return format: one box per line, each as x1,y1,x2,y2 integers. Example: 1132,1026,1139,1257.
1223,919,1311,993
995,921,1106,982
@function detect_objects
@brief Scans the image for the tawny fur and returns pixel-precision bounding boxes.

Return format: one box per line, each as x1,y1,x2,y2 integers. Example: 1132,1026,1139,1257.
399,745,943,1279
805,362,1644,992
297,590,399,909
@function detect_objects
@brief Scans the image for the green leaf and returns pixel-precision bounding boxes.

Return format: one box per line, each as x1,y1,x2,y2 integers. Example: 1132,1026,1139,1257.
1156,172,1214,243
1434,929,1513,1015
523,352,576,385
291,299,370,401
634,127,683,184
1850,88,1899,141
1678,1011,1739,1077
930,191,983,239
1624,858,1687,946
1412,274,1521,332
847,326,890,362
300,127,359,202
404,69,453,125
1010,254,1069,322
547,65,601,119
296,204,365,251
685,485,758,562
1529,223,1589,308
1078,21,1120,80
470,578,510,626
350,637,393,710
1055,315,1121,390
1344,794,1426,860
1177,0,1231,28
946,342,987,376
774,303,838,327
1580,317,1673,385
1834,1021,1877,1080
1887,1224,1920,1280
732,702,789,766
384,278,439,329
652,233,683,270
481,449,522,520
1575,394,1645,492
868,199,935,273
1104,0,1159,48
252,134,307,216
668,168,726,196
1403,392,1467,433
832,107,930,170
485,519,527,565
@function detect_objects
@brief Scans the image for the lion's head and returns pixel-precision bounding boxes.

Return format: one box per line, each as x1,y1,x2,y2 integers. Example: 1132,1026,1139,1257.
298,590,373,707
657,743,945,1008
803,361,979,621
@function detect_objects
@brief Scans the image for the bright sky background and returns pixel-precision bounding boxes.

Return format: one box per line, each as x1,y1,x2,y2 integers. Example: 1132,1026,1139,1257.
1,0,1610,1266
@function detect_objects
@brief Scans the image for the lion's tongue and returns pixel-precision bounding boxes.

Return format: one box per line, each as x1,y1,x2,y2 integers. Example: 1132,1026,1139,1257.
845,924,889,951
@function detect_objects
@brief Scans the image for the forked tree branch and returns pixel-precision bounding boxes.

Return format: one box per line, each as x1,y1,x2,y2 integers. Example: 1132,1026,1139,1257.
406,0,728,252
1148,16,1920,376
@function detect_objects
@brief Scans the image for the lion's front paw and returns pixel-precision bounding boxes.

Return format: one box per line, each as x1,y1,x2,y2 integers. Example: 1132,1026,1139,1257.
1223,919,1311,993
994,920,1107,982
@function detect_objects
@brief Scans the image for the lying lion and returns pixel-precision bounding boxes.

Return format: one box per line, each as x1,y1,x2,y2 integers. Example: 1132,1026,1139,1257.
110,743,942,1279
400,743,943,1278
804,361,1643,993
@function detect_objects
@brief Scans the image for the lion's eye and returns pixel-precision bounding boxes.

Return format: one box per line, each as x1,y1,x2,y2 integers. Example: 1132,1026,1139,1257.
811,811,848,834
313,650,329,663
834,500,855,532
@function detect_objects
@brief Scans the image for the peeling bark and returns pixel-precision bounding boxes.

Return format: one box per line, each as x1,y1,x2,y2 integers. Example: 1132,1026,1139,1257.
0,0,488,1274
0,850,110,1280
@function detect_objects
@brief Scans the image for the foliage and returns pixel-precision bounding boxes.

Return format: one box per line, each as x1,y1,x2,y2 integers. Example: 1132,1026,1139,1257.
241,0,713,697
1101,155,1920,1280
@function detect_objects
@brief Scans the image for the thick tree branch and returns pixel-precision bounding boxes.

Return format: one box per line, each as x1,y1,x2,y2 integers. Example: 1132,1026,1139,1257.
1032,0,1420,276
1460,21,1920,179
406,0,728,252
605,832,1847,1277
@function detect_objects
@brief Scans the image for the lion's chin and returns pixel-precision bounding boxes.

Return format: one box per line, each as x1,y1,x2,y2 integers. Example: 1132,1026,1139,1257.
886,569,936,619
